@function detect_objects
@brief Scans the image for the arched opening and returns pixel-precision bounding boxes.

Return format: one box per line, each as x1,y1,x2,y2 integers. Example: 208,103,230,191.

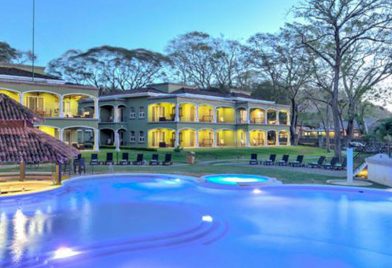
0,89,20,102
118,129,127,146
118,105,126,123
179,103,197,122
64,127,96,150
279,130,289,145
198,104,214,123
198,129,214,147
148,128,175,148
216,129,235,146
267,110,277,125
250,108,266,124
24,91,59,117
279,111,289,125
216,107,235,123
38,125,60,139
148,103,175,122
250,130,266,146
100,129,115,146
100,105,114,122
237,129,247,147
63,94,94,118
236,108,247,124
179,128,196,147
267,130,277,145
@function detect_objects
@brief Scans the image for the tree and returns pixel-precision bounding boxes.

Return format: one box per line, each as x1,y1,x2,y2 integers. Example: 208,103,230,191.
47,46,168,93
247,28,312,145
166,32,249,90
341,42,392,141
0,41,36,64
292,0,392,159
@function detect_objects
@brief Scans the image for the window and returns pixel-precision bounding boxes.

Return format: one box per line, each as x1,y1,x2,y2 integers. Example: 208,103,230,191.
139,131,145,142
130,131,136,142
139,106,145,118
27,96,44,111
129,107,136,119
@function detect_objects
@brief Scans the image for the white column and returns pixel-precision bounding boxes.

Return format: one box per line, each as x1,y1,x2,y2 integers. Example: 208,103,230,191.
276,111,280,125
94,128,100,151
246,131,250,147
195,131,199,147
114,106,120,123
247,108,251,124
59,95,64,118
276,132,280,146
94,98,99,119
347,148,354,184
264,132,268,146
175,104,180,122
213,131,217,147
59,128,64,142
19,92,24,104
195,105,199,122
175,130,180,147
265,111,268,125
213,107,217,123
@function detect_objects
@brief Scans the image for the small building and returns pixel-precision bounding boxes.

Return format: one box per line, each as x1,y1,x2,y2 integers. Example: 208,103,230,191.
0,64,100,150
82,83,291,149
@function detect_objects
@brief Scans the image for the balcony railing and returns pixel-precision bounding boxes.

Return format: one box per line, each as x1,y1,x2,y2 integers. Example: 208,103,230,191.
199,115,214,123
199,138,214,147
30,109,59,118
251,118,265,124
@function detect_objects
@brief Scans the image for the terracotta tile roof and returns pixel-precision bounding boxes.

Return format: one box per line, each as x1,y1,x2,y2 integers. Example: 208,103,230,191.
0,123,79,164
0,66,60,80
0,93,41,122
0,94,79,164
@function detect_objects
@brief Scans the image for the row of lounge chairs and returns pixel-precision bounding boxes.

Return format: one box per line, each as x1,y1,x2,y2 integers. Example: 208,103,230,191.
89,152,173,166
249,154,346,170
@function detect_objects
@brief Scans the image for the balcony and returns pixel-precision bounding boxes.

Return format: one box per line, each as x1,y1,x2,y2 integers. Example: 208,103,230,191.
148,103,176,122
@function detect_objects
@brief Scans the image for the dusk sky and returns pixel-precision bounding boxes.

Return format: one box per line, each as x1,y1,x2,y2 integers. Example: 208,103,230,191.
1,0,298,65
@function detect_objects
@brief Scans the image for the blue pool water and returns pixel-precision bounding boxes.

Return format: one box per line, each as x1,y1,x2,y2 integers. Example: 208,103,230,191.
1,174,392,267
203,174,270,185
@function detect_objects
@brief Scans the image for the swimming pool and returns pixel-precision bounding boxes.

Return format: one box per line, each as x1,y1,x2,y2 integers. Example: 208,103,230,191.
202,174,279,186
1,174,392,267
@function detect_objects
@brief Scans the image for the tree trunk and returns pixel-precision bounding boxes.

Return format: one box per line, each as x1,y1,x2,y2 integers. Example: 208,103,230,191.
332,66,342,160
346,102,355,143
290,99,299,145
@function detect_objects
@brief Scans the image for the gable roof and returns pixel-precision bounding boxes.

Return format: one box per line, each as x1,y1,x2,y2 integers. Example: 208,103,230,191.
0,66,60,80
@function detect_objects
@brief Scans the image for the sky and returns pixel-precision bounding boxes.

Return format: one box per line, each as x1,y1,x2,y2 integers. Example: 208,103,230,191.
1,0,298,65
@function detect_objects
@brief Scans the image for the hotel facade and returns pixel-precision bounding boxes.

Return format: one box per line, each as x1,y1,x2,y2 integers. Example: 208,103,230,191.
87,83,291,149
0,64,100,150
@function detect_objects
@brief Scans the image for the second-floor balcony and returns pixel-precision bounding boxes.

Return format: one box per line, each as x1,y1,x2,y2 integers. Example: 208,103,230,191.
148,103,176,122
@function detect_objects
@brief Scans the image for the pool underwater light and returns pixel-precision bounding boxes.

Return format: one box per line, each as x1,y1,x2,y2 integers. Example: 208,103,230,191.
252,189,262,194
202,215,213,222
53,247,80,259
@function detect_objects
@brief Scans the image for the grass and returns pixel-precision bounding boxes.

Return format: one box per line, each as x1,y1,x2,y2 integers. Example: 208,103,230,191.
81,145,334,164
2,146,385,188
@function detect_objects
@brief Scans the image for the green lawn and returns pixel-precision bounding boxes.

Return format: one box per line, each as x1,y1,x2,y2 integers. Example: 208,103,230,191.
2,146,383,188
81,145,333,164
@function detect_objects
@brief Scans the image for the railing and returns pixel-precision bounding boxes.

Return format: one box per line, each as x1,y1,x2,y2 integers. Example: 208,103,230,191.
251,118,264,124
200,139,213,147
199,115,214,123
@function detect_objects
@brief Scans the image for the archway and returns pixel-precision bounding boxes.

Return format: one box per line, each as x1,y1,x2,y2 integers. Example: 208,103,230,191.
216,107,235,123
236,108,247,124
100,129,115,146
24,91,60,117
198,105,214,123
198,129,214,147
0,88,20,102
267,110,277,125
250,130,266,146
179,103,197,122
100,105,114,122
148,103,176,122
216,129,235,146
148,128,176,148
279,130,289,145
267,130,277,145
250,108,266,124
63,126,96,150
179,128,196,147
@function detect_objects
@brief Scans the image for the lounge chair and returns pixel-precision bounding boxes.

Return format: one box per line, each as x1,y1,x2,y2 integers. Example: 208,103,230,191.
119,153,129,165
277,155,289,166
323,157,339,169
149,154,160,165
90,153,99,165
133,153,144,165
263,154,276,166
308,156,326,168
333,158,346,170
163,153,173,165
289,155,304,167
105,152,114,165
249,154,258,165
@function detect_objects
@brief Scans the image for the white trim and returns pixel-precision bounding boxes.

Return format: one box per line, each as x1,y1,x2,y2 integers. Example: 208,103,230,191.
0,74,66,85
23,89,61,98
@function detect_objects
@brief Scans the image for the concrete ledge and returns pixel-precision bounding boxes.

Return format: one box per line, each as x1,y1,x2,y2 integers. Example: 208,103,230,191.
327,179,373,187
